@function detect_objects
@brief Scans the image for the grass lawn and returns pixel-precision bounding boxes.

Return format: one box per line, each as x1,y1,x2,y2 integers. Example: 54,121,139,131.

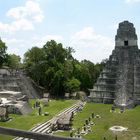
55,103,140,140
0,99,77,140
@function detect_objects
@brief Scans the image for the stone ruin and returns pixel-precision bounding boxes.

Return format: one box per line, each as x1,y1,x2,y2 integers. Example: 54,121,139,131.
89,21,140,109
0,68,41,115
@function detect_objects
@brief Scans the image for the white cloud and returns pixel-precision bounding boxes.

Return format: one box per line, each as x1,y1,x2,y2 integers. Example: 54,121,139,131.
71,27,114,63
0,19,34,32
0,0,44,32
7,0,44,22
125,0,140,3
2,38,23,45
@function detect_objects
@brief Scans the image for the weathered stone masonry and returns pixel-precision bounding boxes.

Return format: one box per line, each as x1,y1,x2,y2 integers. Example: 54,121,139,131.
89,21,140,108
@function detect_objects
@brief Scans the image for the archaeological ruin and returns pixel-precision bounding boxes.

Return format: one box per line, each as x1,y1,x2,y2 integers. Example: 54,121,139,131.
0,68,41,115
89,21,140,108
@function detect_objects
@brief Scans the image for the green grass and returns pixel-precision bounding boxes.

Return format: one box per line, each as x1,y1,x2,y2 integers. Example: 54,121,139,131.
0,99,77,140
1,101,140,140
55,103,140,140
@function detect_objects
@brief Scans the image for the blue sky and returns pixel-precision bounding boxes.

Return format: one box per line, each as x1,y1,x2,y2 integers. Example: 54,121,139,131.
0,0,140,63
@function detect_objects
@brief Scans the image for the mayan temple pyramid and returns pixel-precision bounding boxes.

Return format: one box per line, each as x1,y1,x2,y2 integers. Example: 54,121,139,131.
89,21,140,108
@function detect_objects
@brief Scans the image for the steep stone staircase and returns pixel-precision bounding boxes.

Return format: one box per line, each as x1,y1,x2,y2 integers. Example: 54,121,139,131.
0,69,41,99
18,74,40,99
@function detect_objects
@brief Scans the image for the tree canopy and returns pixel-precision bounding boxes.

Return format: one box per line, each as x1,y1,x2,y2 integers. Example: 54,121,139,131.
23,40,103,97
0,39,7,67
6,54,21,69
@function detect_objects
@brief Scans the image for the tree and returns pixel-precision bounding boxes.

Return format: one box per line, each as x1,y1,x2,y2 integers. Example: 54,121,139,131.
24,47,45,66
23,40,73,97
24,47,46,85
43,40,67,64
43,40,67,96
65,47,75,60
23,40,103,98
0,39,7,67
6,54,21,69
72,60,92,92
64,77,81,93
80,60,96,89
94,63,103,81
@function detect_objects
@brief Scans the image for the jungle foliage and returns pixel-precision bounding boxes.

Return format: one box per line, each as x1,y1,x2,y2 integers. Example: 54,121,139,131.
23,40,103,97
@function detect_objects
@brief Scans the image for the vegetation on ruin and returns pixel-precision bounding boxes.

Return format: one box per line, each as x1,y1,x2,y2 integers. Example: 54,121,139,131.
0,99,77,140
55,103,140,140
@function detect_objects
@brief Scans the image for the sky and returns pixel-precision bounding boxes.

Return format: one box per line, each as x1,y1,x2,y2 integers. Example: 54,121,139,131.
0,0,140,63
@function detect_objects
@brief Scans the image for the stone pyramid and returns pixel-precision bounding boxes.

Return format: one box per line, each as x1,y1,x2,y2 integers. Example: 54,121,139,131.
89,21,140,108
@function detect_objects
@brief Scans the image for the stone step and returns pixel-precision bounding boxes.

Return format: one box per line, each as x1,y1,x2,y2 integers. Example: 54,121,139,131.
32,122,51,133
13,101,85,140
30,121,51,132
40,126,52,134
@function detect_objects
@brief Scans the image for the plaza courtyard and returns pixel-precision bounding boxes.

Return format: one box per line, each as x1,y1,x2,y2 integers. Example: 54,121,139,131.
55,102,140,140
0,99,76,140
0,99,140,140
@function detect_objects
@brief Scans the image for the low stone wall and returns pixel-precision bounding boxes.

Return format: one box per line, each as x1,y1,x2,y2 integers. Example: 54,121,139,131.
0,126,83,140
